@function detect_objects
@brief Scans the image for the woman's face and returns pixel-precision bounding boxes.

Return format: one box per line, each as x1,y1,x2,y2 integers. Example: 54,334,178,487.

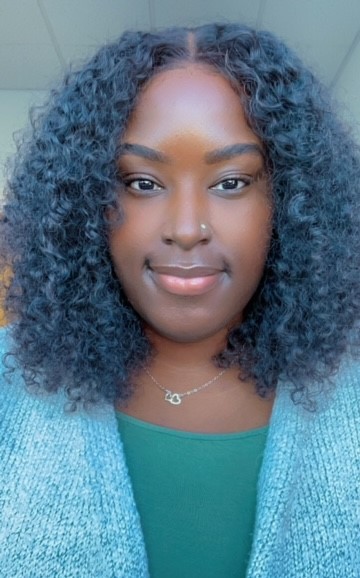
109,64,272,344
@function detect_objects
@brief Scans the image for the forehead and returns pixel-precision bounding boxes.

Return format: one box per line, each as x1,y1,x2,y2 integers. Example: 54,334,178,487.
122,64,261,147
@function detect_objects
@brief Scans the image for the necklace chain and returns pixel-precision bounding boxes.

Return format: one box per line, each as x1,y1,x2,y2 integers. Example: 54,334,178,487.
144,367,227,406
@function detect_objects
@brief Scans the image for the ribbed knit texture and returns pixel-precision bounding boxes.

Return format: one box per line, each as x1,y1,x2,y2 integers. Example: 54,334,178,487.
0,328,150,578
0,325,359,578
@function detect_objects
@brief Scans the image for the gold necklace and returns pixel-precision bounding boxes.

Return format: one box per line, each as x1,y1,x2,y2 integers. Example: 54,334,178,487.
144,368,227,406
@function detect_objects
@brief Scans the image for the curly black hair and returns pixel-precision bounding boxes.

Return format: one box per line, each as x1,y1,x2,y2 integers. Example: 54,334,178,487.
2,23,360,409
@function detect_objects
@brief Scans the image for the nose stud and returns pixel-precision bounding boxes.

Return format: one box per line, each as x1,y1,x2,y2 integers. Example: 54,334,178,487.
200,223,208,233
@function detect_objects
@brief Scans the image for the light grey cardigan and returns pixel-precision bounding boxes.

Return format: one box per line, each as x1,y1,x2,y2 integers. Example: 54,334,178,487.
0,327,359,577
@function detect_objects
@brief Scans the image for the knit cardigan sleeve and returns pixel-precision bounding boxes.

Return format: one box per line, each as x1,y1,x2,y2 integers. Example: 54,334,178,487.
0,327,150,578
247,355,360,578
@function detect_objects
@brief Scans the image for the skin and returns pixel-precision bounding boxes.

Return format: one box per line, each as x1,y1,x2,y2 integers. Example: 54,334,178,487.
109,64,274,432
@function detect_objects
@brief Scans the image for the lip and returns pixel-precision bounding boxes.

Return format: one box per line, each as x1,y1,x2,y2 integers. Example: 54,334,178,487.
150,265,223,278
148,264,225,296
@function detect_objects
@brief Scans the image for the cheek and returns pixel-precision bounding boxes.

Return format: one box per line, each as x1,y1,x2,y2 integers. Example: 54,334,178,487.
108,195,161,251
248,208,272,259
108,230,137,278
108,234,140,308
108,219,154,307
108,205,151,265
224,200,272,266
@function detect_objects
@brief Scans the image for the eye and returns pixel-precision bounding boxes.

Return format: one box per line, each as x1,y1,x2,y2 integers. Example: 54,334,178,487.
123,178,163,194
210,177,251,193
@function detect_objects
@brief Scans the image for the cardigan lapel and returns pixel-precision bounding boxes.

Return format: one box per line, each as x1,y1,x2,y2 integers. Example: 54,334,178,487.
0,381,150,577
246,363,360,578
246,385,311,577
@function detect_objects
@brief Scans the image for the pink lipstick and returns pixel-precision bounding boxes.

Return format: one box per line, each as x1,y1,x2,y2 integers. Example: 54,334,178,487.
149,265,224,296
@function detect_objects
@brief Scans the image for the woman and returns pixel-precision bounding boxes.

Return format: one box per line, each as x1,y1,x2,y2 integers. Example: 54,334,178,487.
0,23,359,578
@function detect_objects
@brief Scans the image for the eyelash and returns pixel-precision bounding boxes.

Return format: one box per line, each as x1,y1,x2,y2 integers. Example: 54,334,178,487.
122,176,253,196
210,177,251,192
123,178,163,193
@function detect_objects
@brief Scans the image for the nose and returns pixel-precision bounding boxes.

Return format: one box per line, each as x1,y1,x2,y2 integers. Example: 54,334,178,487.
161,187,212,249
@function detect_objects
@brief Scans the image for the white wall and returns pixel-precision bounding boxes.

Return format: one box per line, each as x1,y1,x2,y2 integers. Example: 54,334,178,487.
333,40,360,137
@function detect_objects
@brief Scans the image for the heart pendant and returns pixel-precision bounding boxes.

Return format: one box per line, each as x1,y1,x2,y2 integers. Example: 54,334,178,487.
165,392,182,405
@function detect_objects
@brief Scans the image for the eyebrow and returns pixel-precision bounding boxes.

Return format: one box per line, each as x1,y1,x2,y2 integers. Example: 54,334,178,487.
117,142,264,164
117,143,170,163
205,143,264,164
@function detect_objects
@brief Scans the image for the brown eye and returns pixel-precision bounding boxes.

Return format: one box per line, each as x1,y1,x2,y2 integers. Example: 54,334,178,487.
124,178,163,193
211,177,250,193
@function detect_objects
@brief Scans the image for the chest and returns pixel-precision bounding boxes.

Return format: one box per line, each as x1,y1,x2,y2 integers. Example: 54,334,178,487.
117,411,269,578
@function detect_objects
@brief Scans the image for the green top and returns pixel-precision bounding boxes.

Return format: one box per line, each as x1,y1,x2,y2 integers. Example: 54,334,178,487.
116,412,268,578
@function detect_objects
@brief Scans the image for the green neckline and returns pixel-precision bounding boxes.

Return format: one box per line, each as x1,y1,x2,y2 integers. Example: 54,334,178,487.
116,410,269,441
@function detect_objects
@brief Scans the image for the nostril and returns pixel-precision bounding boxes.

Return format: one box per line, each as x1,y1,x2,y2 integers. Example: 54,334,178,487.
161,219,213,248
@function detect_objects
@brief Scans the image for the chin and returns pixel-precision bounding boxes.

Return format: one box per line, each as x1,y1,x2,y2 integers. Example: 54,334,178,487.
164,332,210,344
144,319,232,346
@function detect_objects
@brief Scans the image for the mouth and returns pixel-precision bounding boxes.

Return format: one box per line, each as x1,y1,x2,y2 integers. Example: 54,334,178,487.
147,264,226,296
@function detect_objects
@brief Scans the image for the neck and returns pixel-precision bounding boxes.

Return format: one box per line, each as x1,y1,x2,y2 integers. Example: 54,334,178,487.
145,327,228,378
119,326,275,434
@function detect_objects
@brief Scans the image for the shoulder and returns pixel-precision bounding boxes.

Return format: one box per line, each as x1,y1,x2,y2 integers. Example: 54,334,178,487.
0,326,121,497
0,324,12,359
318,354,360,420
251,356,360,577
284,353,360,462
0,324,70,412
0,324,21,372
0,327,116,422
269,358,360,476
276,353,360,418
0,325,24,408
255,355,360,568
